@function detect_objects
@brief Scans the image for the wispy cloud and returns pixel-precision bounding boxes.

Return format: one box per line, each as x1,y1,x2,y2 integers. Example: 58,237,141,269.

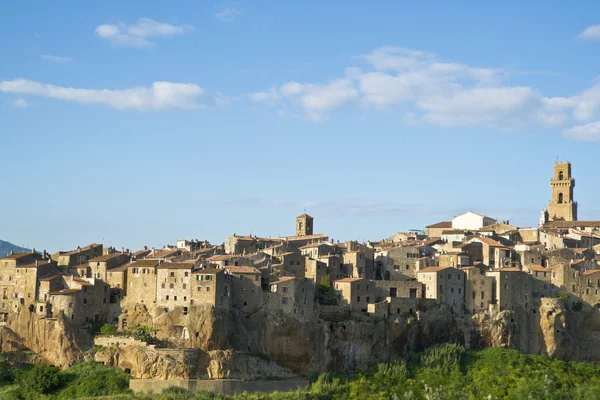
578,24,600,40
215,5,242,23
40,55,72,63
564,121,600,141
95,17,193,48
0,79,226,111
251,46,600,139
10,98,30,108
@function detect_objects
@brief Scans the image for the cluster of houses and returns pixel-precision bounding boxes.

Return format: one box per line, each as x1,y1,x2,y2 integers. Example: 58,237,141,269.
2,162,600,331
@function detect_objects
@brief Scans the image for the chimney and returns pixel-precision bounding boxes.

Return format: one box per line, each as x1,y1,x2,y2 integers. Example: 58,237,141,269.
31,248,36,254
9,251,13,256
121,247,124,254
43,250,47,259
144,246,148,251
35,260,38,267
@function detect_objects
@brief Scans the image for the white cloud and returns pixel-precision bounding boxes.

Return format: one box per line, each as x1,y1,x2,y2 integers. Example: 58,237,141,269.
215,6,242,23
578,25,600,40
0,79,224,111
564,121,600,141
40,55,72,63
95,18,193,48
10,98,30,108
251,45,600,134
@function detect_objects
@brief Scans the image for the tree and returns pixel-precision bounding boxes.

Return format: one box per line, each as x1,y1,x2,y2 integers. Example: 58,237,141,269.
22,364,61,394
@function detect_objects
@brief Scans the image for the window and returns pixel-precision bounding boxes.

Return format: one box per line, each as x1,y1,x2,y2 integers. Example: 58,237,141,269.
166,295,169,300
448,274,452,279
283,287,288,293
406,265,409,270
357,296,361,302
472,291,476,299
206,287,210,292
196,275,203,281
197,286,201,291
481,291,485,299
170,272,175,277
559,171,564,180
558,193,564,204
103,298,106,303
206,275,213,281
161,283,165,289
169,283,174,289
184,272,189,277
183,284,187,290
83,298,87,304
174,296,178,301
458,288,461,294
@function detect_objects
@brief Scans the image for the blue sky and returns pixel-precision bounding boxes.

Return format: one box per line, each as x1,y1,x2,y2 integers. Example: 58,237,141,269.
1,1,600,252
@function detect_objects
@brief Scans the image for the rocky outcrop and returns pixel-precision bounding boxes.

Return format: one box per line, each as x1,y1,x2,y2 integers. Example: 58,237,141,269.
12,297,600,378
0,307,85,367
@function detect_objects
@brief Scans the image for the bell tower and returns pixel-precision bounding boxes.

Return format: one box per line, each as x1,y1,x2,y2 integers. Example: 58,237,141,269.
296,213,313,236
547,162,577,222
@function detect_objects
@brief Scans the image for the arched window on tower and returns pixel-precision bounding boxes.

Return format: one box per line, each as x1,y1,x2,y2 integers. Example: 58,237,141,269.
299,221,303,231
559,171,564,180
558,193,564,204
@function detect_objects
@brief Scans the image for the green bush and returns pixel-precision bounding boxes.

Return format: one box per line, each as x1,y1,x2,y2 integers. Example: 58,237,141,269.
100,323,117,335
20,363,61,394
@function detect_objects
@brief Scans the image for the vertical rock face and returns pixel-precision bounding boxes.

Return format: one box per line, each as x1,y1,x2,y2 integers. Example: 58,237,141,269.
8,300,600,378
0,307,85,367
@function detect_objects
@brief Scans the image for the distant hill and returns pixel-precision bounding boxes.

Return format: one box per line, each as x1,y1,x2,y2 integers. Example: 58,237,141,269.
0,240,30,257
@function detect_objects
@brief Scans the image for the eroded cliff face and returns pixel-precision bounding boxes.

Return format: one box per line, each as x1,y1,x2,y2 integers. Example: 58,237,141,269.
0,306,85,367
7,299,600,378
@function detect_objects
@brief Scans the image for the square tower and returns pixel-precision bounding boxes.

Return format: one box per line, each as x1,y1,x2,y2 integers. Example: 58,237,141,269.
547,162,577,221
296,214,313,236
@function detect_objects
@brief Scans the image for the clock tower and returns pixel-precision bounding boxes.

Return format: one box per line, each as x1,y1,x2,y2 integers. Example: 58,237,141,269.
547,162,577,222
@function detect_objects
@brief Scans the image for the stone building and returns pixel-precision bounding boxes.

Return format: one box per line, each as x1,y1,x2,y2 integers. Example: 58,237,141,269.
304,257,327,285
463,266,493,314
334,278,374,313
125,259,159,305
417,266,465,311
373,280,423,302
226,267,263,312
546,162,577,222
14,259,57,309
268,276,314,318
0,251,45,313
274,252,305,278
296,214,314,236
89,252,131,281
485,268,533,312
49,277,111,326
469,237,513,268
156,262,194,308
54,244,103,267
425,221,452,238
374,245,421,280
191,268,229,308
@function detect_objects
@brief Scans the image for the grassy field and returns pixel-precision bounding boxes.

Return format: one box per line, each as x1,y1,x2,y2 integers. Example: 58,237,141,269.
2,344,600,399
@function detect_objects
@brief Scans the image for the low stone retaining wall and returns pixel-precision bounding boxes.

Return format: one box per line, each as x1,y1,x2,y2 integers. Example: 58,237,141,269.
129,378,309,395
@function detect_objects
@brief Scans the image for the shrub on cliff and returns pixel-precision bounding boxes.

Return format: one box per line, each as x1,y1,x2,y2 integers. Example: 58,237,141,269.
100,323,117,335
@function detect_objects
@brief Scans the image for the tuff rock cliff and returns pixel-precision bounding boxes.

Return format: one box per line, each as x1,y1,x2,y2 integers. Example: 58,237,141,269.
2,300,600,379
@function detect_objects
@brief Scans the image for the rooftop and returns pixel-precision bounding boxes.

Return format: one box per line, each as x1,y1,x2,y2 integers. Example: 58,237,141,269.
426,221,452,229
225,266,261,274
157,262,194,270
90,253,129,262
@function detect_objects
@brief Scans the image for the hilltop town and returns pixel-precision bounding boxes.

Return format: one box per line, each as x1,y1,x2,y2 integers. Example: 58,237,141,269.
2,162,600,380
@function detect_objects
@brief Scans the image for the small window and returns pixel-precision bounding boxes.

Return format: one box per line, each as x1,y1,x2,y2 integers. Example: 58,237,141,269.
170,272,175,277
169,283,174,289
184,272,189,277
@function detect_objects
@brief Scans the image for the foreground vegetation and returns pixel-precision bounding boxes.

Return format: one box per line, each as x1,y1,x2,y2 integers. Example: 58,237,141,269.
2,344,600,399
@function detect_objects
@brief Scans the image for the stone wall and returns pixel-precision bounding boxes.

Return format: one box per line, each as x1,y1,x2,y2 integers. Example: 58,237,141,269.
130,378,309,395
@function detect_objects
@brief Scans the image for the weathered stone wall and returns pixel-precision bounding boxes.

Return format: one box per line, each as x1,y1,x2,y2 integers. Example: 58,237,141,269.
130,378,309,395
